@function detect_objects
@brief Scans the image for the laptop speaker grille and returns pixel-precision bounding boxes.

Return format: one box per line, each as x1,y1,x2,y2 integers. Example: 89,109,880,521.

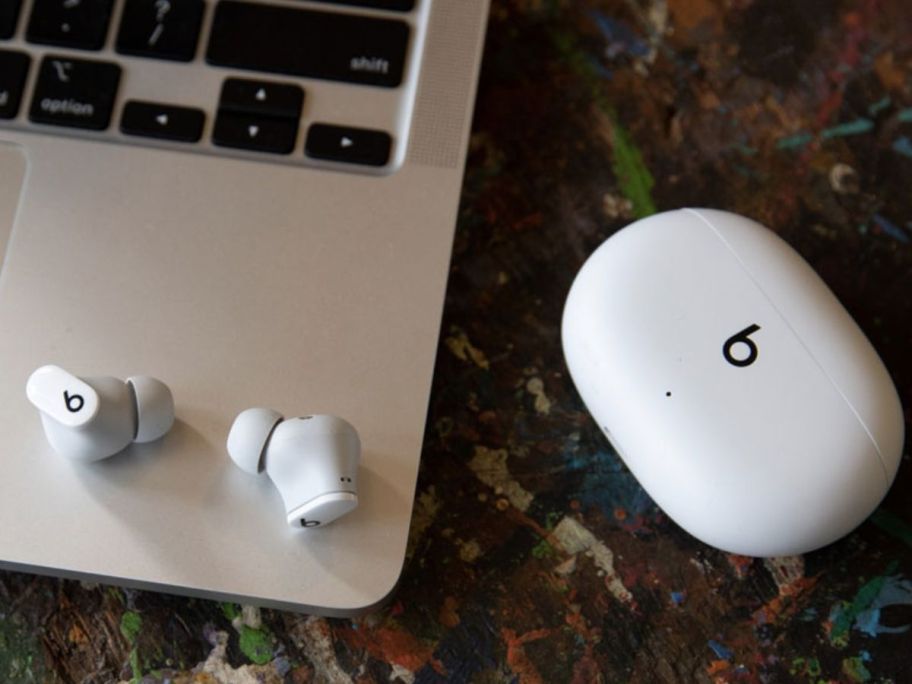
407,0,488,169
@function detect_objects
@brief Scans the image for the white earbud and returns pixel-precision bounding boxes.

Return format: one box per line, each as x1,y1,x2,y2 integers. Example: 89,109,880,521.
227,409,360,528
26,364,175,462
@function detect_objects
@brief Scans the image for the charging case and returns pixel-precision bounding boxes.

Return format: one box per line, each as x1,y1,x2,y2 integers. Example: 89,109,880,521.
562,209,904,557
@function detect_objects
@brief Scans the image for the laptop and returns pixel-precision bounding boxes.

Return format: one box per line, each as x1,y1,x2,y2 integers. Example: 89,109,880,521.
0,0,490,615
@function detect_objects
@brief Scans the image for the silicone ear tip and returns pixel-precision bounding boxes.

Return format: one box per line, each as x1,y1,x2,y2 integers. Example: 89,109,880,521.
127,376,175,443
227,408,283,475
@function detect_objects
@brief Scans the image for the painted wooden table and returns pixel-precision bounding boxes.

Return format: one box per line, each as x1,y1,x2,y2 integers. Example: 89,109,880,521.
2,0,911,681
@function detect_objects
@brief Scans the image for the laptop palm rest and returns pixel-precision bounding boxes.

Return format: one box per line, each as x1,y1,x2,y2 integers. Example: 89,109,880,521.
0,144,26,274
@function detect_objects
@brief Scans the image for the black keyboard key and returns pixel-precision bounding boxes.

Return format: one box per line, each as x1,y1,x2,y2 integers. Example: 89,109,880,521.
29,55,120,130
309,0,414,10
305,124,391,166
27,0,114,51
219,78,303,120
207,1,409,88
1,0,23,39
121,101,205,142
116,0,204,62
0,50,29,119
213,111,297,154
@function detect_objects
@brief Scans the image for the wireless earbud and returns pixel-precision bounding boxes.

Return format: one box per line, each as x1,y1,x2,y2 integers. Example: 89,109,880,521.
227,409,360,528
26,364,175,462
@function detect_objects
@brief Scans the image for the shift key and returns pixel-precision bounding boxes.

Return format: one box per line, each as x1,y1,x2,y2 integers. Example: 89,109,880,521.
207,1,409,88
29,56,121,130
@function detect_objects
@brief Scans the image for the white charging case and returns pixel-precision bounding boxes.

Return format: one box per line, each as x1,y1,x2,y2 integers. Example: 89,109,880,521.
562,209,904,557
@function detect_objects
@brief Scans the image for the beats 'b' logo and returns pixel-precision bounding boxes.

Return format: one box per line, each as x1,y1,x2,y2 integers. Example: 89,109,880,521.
63,390,85,413
723,324,761,367
300,519,321,527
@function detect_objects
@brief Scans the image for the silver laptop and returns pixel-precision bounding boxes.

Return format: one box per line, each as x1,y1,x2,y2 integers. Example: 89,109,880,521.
0,0,489,615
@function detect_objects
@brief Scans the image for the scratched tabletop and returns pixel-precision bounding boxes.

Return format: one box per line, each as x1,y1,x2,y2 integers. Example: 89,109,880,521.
2,0,912,682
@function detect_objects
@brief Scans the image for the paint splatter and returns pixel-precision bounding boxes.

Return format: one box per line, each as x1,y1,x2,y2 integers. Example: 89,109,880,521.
842,653,873,682
753,556,815,627
502,627,550,684
552,516,633,604
563,448,655,523
119,611,143,683
192,627,286,684
800,608,819,622
892,136,912,160
608,115,656,218
336,619,440,677
778,118,877,150
868,96,891,116
456,538,482,563
726,554,754,579
439,596,461,629
589,11,651,61
821,119,874,139
875,51,905,91
119,611,142,643
288,617,354,683
853,576,912,637
708,639,734,660
0,615,47,681
641,0,670,65
238,627,273,666
827,563,912,645
67,623,88,646
390,663,416,684
468,446,534,512
776,132,813,150
525,377,552,415
764,556,805,592
235,605,262,631
790,656,822,678
871,214,910,243
532,538,555,559
218,605,274,666
554,556,577,576
602,193,634,219
829,163,860,194
445,327,490,370
707,659,730,675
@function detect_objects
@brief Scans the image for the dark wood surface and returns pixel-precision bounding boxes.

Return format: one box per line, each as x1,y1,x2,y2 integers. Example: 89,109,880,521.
2,0,912,681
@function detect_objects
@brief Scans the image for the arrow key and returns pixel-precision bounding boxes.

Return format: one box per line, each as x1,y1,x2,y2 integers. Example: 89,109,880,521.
305,123,391,167
219,78,303,120
121,100,205,142
213,111,297,154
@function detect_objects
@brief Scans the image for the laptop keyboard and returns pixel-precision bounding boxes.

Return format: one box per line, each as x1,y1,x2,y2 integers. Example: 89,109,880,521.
0,0,417,170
